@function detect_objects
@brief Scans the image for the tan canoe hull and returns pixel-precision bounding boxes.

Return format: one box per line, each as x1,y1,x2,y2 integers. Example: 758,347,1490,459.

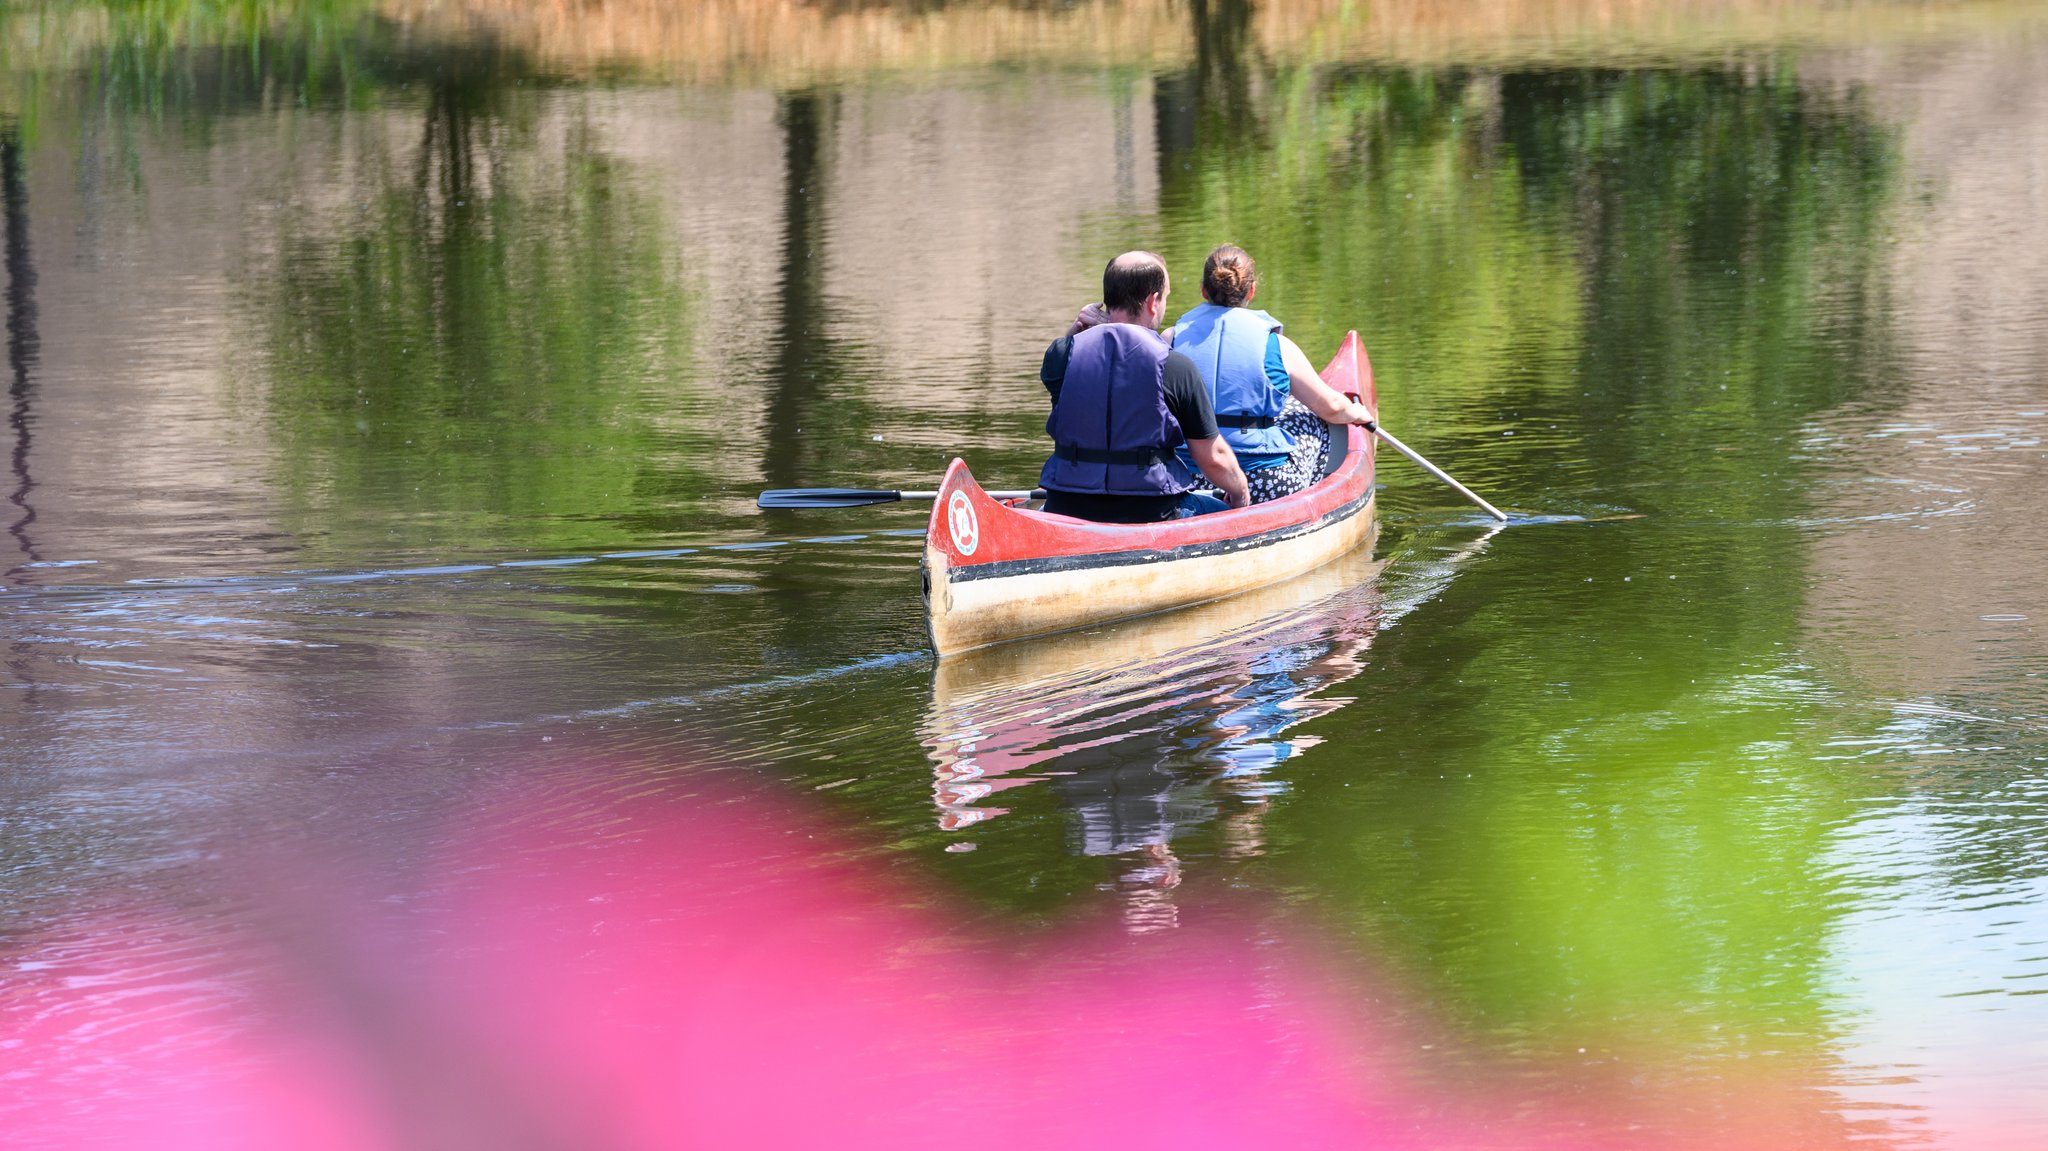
925,493,1376,655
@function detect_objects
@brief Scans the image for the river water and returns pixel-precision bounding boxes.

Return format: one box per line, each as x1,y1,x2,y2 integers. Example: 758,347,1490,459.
3,3,2047,1148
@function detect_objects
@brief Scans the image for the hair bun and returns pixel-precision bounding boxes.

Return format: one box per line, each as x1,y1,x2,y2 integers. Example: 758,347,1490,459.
1201,245,1257,307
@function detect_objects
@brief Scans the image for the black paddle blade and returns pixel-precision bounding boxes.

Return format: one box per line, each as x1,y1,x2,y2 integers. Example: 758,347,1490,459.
756,488,905,509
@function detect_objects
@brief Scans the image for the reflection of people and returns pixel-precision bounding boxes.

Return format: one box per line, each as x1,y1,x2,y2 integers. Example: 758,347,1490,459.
1053,753,1216,860
923,549,1391,847
1166,246,1375,503
1038,252,1250,523
1047,743,1205,936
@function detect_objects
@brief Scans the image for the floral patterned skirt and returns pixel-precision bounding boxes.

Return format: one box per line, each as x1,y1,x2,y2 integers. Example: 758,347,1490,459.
1229,398,1331,504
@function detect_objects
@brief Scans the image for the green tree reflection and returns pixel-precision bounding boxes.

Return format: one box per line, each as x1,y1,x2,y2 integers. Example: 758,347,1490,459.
1152,64,1588,488
1139,59,1901,1089
259,74,698,556
6,7,707,556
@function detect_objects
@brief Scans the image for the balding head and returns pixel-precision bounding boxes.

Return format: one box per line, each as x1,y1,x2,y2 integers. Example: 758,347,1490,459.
1102,251,1169,316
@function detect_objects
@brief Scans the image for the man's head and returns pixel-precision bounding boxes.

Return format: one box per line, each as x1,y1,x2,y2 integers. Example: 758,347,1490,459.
1101,251,1169,329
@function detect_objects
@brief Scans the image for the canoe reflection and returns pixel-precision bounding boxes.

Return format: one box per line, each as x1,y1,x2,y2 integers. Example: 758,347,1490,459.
924,539,1387,926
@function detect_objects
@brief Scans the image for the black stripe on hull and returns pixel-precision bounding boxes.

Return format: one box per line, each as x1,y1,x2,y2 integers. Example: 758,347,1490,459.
946,488,1373,585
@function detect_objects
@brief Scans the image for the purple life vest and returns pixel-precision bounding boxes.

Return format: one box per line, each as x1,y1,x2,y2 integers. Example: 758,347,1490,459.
1039,324,1198,497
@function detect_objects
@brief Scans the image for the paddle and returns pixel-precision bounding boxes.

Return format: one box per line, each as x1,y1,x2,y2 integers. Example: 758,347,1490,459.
1364,421,1508,522
758,487,1043,509
761,421,1507,520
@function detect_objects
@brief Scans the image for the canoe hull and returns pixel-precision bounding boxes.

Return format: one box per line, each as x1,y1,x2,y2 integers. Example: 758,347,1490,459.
925,493,1376,654
922,331,1379,656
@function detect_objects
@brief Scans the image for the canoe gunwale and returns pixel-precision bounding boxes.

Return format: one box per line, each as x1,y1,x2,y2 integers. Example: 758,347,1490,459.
944,486,1374,584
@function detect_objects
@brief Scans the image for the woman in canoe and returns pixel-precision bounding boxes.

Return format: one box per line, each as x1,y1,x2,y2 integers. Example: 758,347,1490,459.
1165,246,1375,503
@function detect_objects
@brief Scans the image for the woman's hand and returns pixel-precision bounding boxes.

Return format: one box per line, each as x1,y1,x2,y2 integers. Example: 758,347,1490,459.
1279,335,1375,425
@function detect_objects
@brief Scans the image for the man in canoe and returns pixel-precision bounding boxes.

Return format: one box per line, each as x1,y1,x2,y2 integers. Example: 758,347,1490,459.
1038,252,1251,523
1166,245,1375,503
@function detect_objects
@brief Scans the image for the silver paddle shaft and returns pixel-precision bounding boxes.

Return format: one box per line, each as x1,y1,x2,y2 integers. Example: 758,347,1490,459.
900,490,1042,501
1367,423,1508,522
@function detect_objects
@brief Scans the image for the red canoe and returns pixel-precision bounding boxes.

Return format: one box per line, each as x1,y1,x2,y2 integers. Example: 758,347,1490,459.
922,331,1380,655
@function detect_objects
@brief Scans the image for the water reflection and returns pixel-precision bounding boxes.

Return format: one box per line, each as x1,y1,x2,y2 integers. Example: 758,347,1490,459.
1179,0,1258,143
3,115,36,576
926,529,1504,931
764,90,859,493
926,550,1379,931
260,79,700,559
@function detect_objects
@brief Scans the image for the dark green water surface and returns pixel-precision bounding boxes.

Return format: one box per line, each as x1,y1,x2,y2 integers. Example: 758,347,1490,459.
4,3,2047,1147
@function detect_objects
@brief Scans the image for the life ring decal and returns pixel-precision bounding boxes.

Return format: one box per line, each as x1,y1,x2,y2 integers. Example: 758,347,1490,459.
947,490,980,556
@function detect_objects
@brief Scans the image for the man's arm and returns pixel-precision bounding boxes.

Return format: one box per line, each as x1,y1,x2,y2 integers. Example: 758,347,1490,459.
1065,303,1109,337
1157,351,1249,508
1070,304,1175,346
1040,336,1074,404
1278,334,1372,424
1187,436,1250,509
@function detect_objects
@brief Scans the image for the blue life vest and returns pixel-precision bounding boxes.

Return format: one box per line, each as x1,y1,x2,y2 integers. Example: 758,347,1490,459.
1170,303,1294,462
1040,324,1198,497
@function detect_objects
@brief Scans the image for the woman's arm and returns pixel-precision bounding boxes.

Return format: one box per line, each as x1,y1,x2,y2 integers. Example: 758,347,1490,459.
1279,335,1372,424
